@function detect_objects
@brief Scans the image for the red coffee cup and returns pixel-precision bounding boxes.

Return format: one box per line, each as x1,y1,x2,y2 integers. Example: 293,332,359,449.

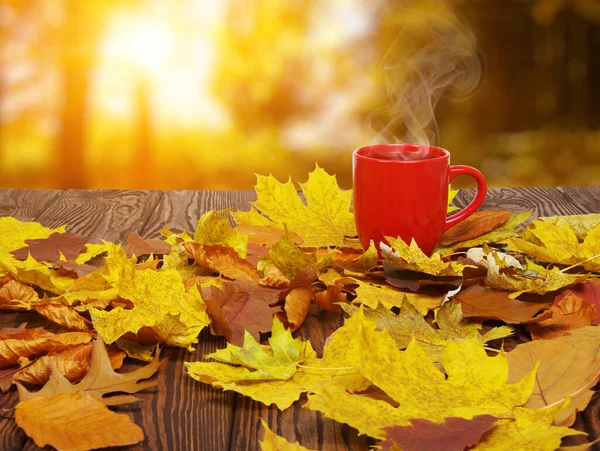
353,143,486,256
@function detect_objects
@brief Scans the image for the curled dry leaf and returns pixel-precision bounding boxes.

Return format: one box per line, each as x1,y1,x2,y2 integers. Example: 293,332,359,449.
280,286,315,331
0,330,93,368
34,299,91,331
183,242,259,282
440,210,512,246
0,279,40,310
525,292,596,340
18,339,162,406
15,391,144,451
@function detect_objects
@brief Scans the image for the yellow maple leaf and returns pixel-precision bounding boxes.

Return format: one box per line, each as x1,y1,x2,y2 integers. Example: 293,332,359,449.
539,213,600,240
352,280,405,310
447,187,459,213
485,254,589,298
206,317,312,380
185,312,370,410
259,420,314,451
234,165,356,247
258,229,317,280
382,236,467,276
75,242,109,264
508,220,600,272
306,311,535,439
194,210,248,258
89,243,210,350
472,402,582,451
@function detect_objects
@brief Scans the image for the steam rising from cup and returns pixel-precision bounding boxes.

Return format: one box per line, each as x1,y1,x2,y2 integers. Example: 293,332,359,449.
366,0,481,160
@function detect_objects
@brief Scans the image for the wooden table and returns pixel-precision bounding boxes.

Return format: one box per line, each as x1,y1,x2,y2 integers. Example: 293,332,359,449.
1,186,599,451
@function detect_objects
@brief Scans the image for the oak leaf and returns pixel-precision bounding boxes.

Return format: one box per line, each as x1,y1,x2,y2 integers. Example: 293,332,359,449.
183,242,259,282
305,313,535,439
201,279,280,344
12,231,87,263
0,330,93,368
234,165,356,247
194,210,248,258
382,237,467,276
440,210,511,246
438,211,533,255
259,419,314,451
508,220,600,271
15,391,144,451
455,284,552,324
507,326,600,427
186,311,370,410
524,291,596,340
205,317,311,380
89,243,210,349
380,415,498,451
18,338,161,405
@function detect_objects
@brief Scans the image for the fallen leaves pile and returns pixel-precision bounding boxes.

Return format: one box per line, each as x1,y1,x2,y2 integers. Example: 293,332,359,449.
1,166,600,450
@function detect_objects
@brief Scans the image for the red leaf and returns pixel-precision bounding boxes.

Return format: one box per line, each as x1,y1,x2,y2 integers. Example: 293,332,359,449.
12,232,87,262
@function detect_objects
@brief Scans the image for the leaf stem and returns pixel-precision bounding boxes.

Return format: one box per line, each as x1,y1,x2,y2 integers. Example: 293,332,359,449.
560,254,600,273
540,365,600,410
483,346,501,354
296,363,356,372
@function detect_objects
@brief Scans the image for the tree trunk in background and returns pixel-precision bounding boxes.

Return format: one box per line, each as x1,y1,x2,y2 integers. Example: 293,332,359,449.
55,1,96,189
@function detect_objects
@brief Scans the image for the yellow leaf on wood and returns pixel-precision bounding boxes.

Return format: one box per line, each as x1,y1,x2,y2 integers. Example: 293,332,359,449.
259,419,314,451
15,391,144,451
382,237,467,276
194,210,248,258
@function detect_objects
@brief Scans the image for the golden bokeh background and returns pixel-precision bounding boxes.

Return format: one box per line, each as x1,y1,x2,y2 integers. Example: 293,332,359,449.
1,0,599,191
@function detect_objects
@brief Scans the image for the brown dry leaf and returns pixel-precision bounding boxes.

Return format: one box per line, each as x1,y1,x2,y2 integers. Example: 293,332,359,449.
12,232,87,263
525,292,596,340
280,286,315,331
184,242,259,282
17,338,162,406
380,415,498,451
313,286,346,311
0,366,20,392
507,326,600,426
440,210,511,246
125,231,171,257
455,284,552,324
1,330,93,368
201,279,280,345
557,282,600,325
0,279,40,311
34,299,91,332
15,391,144,451
260,262,290,288
0,324,51,340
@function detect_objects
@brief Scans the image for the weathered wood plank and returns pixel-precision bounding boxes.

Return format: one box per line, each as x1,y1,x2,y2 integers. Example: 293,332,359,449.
34,189,163,242
557,186,600,213
455,187,586,216
16,189,164,451
0,190,68,451
123,190,257,451
0,190,63,222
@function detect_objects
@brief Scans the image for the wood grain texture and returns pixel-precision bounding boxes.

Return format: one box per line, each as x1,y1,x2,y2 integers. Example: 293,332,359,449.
455,187,586,216
141,190,257,238
0,190,62,222
557,186,600,213
34,189,163,242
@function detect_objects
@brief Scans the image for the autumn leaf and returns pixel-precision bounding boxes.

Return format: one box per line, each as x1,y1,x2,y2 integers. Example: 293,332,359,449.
89,243,210,349
204,316,312,380
34,299,91,332
0,330,93,368
305,311,535,440
235,223,303,247
12,231,88,263
382,237,467,276
507,326,600,426
124,232,171,257
234,165,356,247
201,279,280,345
524,291,596,340
455,284,552,324
558,282,600,325
75,242,109,264
438,211,533,255
194,210,248,258
539,214,600,240
183,242,259,282
258,230,318,281
259,419,314,451
0,279,40,310
440,210,512,246
485,253,588,298
279,286,315,331
380,415,498,451
384,265,463,292
186,310,370,410
472,402,582,450
351,279,406,310
447,187,459,213
342,302,512,363
15,391,144,451
18,338,162,406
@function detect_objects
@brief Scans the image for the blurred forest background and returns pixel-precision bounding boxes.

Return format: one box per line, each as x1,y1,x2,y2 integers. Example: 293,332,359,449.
1,0,599,191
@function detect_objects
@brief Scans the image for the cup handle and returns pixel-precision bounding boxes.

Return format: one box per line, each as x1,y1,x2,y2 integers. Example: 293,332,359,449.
444,165,487,231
